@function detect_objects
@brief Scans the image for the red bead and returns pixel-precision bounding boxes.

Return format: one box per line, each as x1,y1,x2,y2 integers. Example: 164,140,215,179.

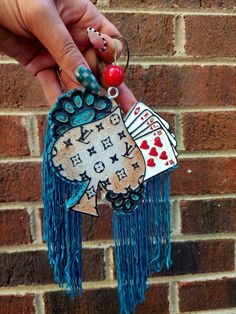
104,65,124,87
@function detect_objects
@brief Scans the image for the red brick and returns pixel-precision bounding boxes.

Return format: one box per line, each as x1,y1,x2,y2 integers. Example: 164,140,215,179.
136,284,169,314
179,278,236,312
0,116,30,157
185,16,236,57
0,249,105,286
82,204,113,240
126,65,236,107
159,240,234,276
171,158,236,196
109,0,235,8
105,13,174,56
44,284,169,314
37,115,47,155
45,289,119,314
180,199,236,234
0,209,32,246
0,64,47,109
0,294,35,314
0,162,42,202
182,111,236,151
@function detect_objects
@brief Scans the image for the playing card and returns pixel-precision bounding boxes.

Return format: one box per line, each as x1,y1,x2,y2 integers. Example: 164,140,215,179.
124,102,146,127
131,116,160,138
135,128,178,181
125,102,170,130
127,109,154,134
127,108,177,147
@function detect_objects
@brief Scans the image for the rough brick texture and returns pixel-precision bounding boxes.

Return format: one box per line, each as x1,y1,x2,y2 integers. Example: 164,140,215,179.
0,295,35,314
181,199,236,234
0,64,47,109
0,162,42,202
126,65,236,107
106,13,174,56
0,116,30,156
172,158,236,195
179,278,236,312
0,209,32,246
185,16,236,57
44,284,169,314
182,111,236,151
0,249,105,286
161,240,234,276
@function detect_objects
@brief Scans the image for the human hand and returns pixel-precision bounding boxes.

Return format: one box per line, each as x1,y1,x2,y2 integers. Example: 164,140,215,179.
0,0,136,112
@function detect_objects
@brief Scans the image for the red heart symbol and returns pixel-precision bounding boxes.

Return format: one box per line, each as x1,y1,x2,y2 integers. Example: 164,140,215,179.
149,147,158,157
165,161,169,166
147,158,156,167
160,151,168,160
140,140,149,149
154,137,163,147
134,106,140,115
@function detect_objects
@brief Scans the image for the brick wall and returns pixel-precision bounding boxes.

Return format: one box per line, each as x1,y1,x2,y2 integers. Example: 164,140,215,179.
0,1,236,313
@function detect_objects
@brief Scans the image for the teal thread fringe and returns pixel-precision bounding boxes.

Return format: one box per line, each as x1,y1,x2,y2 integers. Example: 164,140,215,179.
42,121,83,298
113,173,172,314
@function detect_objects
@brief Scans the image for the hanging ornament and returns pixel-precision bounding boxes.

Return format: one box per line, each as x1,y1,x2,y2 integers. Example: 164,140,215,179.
42,36,178,314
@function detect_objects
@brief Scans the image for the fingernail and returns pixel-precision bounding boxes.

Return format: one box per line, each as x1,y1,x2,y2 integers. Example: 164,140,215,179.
74,65,101,95
87,27,107,52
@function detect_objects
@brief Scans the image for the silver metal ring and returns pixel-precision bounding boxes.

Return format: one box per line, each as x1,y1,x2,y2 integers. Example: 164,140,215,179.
107,86,119,99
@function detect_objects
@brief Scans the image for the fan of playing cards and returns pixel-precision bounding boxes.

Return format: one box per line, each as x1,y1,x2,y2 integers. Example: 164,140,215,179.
124,102,178,181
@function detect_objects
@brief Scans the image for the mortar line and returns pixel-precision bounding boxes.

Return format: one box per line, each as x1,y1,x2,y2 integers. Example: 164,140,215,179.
34,293,45,314
0,110,49,115
0,193,235,211
33,208,43,244
171,199,182,236
104,247,115,281
23,115,40,157
1,107,236,116
234,240,236,271
2,57,236,67
174,112,184,151
0,271,236,295
169,281,180,314
183,308,236,314
120,58,236,66
0,202,43,210
101,8,236,16
173,14,186,57
172,193,236,201
1,232,236,253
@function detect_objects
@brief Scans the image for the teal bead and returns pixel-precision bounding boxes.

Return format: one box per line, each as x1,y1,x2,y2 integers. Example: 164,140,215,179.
124,199,132,210
115,197,123,207
71,109,95,126
131,194,140,202
85,94,94,106
64,102,75,114
74,95,83,108
54,112,69,123
94,100,107,111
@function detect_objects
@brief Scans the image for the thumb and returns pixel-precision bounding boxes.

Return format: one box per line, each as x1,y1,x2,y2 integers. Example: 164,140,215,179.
27,1,101,94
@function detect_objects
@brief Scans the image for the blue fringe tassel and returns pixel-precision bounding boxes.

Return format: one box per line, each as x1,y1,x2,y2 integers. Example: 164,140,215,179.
113,173,172,314
43,120,173,312
42,121,83,298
